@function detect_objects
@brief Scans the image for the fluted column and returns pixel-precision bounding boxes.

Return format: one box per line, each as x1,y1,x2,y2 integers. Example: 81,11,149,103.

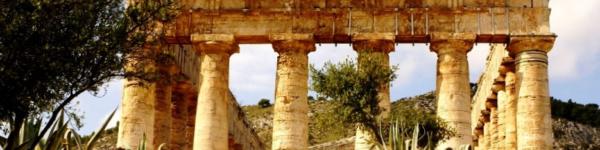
507,35,555,150
153,62,176,148
170,81,192,150
484,122,491,149
185,90,198,150
118,46,158,150
270,33,315,150
351,33,395,150
430,33,475,149
191,34,239,150
493,77,507,150
490,106,498,149
501,57,518,150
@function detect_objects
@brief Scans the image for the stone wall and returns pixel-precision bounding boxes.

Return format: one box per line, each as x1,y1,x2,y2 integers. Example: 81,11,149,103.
227,91,267,150
308,137,354,150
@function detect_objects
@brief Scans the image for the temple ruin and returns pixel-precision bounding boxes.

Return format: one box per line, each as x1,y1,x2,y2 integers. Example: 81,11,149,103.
117,0,556,149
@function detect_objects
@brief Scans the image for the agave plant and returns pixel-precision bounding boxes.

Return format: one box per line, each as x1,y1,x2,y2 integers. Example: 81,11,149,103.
376,121,437,150
1,108,117,150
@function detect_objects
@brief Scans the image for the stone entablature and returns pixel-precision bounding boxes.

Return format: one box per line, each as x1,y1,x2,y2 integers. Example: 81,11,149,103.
163,5,550,44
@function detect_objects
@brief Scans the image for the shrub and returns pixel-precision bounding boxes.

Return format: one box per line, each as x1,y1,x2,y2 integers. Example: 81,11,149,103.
258,99,271,108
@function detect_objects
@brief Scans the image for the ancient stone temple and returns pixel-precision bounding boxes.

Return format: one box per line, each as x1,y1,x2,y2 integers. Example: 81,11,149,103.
117,0,555,150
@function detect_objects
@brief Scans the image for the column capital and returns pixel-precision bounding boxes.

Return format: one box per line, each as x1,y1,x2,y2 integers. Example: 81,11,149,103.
191,34,239,54
507,35,556,55
351,33,395,53
429,32,476,54
492,77,506,92
270,33,316,54
498,57,515,75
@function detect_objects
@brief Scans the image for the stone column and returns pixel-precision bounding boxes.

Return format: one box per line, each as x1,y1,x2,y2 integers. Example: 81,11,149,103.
191,34,239,150
507,35,555,150
351,33,395,150
493,77,507,150
117,46,157,150
170,81,192,150
490,106,498,149
485,95,498,149
473,126,484,150
270,33,315,150
153,62,177,148
430,33,475,149
501,57,518,150
185,90,198,150
483,123,491,149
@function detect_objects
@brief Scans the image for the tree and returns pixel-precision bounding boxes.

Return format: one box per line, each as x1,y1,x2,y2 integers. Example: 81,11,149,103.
309,53,397,144
307,96,315,101
0,0,175,149
258,99,271,108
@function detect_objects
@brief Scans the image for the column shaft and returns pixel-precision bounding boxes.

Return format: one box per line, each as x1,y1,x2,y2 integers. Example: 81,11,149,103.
490,107,498,149
153,64,175,148
430,33,475,149
270,34,315,150
493,78,507,150
507,36,555,150
484,123,491,149
193,52,233,150
515,51,553,149
170,82,191,150
117,48,156,150
504,69,518,149
192,34,238,150
186,91,197,150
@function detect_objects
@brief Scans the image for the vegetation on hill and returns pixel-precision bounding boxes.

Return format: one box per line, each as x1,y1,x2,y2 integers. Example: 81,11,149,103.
243,91,453,148
551,97,600,127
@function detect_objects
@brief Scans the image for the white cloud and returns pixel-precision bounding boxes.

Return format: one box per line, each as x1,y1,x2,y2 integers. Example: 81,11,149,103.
548,0,600,80
229,44,277,103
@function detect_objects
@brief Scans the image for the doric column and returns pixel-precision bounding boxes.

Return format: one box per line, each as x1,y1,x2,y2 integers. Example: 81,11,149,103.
430,33,475,149
501,57,518,150
153,62,177,149
491,106,498,149
185,90,198,150
480,110,491,150
473,126,483,150
507,35,555,150
118,46,158,150
170,81,192,150
485,93,499,150
191,34,239,150
351,33,395,150
485,95,496,150
493,77,507,150
270,33,315,150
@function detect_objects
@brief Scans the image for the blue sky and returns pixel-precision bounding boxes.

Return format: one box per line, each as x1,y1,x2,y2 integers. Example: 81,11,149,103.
73,0,600,135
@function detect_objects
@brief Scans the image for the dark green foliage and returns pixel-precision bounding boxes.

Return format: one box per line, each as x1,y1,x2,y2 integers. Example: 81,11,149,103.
0,0,175,148
551,97,600,127
310,53,397,142
307,96,315,101
258,99,271,108
388,95,454,148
